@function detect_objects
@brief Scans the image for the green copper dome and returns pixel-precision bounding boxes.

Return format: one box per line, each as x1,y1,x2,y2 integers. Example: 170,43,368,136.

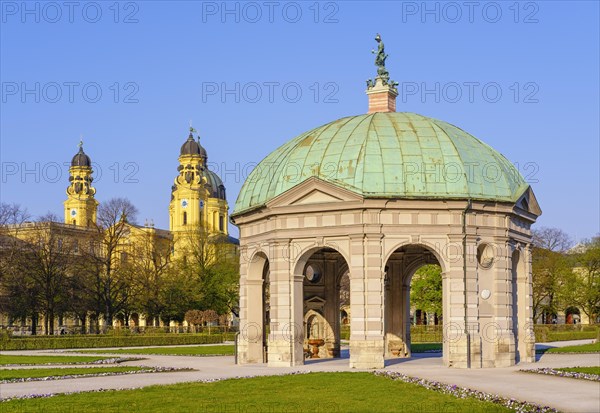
233,112,529,216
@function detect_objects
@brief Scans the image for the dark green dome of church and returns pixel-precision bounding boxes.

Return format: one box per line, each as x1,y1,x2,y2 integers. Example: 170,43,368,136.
233,112,529,215
205,169,226,200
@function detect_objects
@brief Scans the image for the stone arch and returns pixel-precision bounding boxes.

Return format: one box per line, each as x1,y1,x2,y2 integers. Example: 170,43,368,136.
292,242,351,277
238,250,270,364
336,261,349,283
246,249,270,281
293,244,350,361
383,243,446,360
403,259,443,287
383,241,448,275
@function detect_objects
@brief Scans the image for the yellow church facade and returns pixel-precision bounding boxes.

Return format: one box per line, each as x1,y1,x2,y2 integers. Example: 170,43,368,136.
1,128,234,332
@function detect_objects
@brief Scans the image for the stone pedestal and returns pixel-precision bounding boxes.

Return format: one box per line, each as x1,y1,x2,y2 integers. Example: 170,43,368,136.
350,339,385,369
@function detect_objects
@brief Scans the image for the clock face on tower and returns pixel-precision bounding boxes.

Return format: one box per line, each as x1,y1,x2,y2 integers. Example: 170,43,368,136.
181,199,188,209
70,208,77,217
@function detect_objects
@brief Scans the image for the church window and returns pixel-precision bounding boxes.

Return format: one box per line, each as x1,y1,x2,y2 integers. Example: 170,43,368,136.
183,211,187,225
219,215,224,231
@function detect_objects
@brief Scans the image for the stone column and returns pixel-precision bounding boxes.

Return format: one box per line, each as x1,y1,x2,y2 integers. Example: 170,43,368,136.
401,283,411,357
384,258,408,358
238,277,265,364
349,234,385,369
519,244,536,362
445,234,482,368
267,241,304,367
323,257,340,357
492,240,517,367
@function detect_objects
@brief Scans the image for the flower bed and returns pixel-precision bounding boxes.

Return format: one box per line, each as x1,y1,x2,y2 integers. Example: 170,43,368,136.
520,367,600,382
0,366,192,384
1,357,141,367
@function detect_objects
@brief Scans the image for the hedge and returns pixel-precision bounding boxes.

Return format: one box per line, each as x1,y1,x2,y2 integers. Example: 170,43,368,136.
534,325,599,342
1,333,224,351
339,325,443,342
410,326,443,343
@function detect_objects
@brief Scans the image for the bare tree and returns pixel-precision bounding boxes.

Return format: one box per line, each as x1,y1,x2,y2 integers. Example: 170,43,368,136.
25,213,77,334
0,209,77,334
0,203,30,227
339,271,350,307
84,198,139,329
128,228,172,327
532,227,574,252
0,203,31,283
0,204,38,332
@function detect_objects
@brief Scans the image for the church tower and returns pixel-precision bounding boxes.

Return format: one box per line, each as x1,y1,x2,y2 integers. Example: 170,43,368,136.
64,142,98,227
169,128,209,236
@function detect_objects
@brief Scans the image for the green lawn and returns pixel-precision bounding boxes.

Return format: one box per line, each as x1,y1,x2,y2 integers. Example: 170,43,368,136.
2,372,511,413
544,342,600,353
0,355,111,365
556,366,600,375
0,366,148,381
411,342,442,352
72,345,234,356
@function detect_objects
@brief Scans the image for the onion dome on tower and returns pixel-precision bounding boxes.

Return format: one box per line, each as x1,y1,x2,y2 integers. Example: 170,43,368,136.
180,129,207,158
64,140,98,227
71,145,92,167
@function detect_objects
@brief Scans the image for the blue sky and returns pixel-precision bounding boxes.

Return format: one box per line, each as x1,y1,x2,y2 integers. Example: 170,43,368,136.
1,1,598,241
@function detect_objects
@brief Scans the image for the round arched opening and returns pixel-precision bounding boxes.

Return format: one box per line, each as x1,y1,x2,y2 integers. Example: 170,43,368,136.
384,244,444,360
240,251,270,364
298,247,349,361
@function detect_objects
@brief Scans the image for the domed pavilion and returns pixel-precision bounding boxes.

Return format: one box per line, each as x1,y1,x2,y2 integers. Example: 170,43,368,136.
231,36,541,369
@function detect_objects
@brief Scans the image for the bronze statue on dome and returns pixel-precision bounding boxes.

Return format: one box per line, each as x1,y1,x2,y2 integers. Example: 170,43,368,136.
367,34,398,89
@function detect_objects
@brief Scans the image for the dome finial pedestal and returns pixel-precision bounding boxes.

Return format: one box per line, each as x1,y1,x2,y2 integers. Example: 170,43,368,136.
366,77,398,113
